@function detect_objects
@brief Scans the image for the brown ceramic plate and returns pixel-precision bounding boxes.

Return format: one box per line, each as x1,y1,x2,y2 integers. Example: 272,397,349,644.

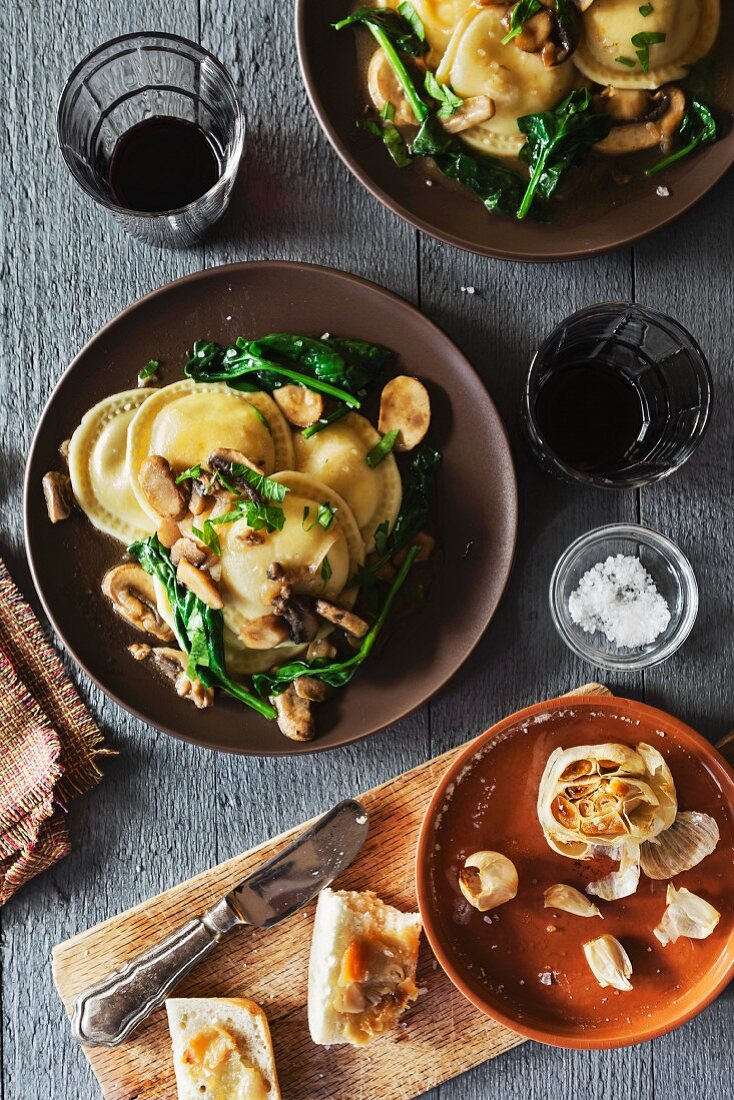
24,261,517,756
296,3,734,262
416,695,734,1048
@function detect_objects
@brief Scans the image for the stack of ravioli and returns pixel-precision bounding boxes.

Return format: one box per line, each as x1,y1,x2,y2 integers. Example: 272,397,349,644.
68,379,402,676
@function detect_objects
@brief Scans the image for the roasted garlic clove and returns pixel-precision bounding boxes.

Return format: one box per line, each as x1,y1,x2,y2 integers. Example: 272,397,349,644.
640,811,720,880
544,884,602,919
654,884,721,947
587,840,640,901
458,851,518,912
583,934,633,992
537,742,677,861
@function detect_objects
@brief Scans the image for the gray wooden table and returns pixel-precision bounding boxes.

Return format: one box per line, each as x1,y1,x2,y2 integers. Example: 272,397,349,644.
1,2,732,1098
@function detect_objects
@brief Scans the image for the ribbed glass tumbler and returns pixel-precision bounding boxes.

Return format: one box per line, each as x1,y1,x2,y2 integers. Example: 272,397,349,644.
57,33,244,247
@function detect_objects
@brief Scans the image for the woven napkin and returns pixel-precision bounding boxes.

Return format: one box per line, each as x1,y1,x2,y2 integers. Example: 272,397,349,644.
0,556,111,905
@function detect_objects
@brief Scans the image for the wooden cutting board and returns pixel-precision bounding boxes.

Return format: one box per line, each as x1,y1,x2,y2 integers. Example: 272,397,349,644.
52,685,734,1100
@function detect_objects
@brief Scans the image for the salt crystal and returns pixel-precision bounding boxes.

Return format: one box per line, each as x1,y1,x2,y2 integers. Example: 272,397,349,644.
538,970,554,986
656,185,670,197
568,553,670,649
426,179,433,186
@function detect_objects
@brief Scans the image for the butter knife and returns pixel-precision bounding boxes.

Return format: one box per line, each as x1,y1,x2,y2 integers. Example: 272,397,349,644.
71,798,369,1047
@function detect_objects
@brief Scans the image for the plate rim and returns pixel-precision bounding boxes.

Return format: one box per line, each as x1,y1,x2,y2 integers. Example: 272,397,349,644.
295,1,734,263
415,693,734,1048
23,259,518,756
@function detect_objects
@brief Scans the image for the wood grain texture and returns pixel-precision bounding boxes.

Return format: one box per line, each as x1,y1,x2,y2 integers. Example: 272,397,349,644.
52,685,611,1100
1,0,733,1098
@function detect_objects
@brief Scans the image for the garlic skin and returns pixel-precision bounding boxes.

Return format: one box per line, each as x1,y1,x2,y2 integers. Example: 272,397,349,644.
583,934,633,991
654,884,721,946
537,742,677,861
458,851,519,912
543,884,602,918
640,811,720,880
587,841,641,901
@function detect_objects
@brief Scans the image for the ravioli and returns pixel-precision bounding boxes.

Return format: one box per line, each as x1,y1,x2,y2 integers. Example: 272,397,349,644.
436,6,577,157
126,380,294,521
573,0,720,90
292,413,402,552
406,0,477,59
68,389,157,544
216,472,364,671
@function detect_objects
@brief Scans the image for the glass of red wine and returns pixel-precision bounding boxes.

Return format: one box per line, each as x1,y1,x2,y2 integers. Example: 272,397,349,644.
522,304,712,489
57,33,244,247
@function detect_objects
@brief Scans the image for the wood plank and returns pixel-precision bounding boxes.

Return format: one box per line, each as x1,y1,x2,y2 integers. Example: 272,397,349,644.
52,685,612,1100
633,172,734,1100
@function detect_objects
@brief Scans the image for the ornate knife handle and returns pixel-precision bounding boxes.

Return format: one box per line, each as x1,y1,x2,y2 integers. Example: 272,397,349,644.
70,897,242,1048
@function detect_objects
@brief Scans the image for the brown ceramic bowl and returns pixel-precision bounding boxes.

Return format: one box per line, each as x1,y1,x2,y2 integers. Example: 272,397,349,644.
296,3,734,262
24,261,517,756
416,695,734,1048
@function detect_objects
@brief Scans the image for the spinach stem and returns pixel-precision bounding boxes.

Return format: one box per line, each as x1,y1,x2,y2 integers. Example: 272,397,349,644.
517,147,549,220
367,24,428,124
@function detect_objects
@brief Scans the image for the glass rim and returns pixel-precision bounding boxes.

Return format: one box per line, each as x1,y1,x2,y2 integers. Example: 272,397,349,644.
522,300,714,489
56,30,245,220
549,522,699,672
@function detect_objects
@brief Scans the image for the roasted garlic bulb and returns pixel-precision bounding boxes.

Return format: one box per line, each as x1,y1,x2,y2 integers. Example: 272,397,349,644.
544,884,602,918
654,884,721,946
583,934,633,992
537,742,677,860
458,851,519,912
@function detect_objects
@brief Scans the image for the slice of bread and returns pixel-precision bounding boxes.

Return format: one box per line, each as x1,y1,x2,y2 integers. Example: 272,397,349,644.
308,887,422,1047
166,997,281,1100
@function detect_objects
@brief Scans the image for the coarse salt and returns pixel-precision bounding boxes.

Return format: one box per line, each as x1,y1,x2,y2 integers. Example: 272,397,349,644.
568,553,670,649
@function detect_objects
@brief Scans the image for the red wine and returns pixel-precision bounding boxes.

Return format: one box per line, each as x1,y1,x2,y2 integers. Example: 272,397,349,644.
534,361,644,473
107,117,220,213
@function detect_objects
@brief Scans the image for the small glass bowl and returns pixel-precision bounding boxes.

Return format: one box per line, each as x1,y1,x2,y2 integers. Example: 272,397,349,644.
550,524,698,671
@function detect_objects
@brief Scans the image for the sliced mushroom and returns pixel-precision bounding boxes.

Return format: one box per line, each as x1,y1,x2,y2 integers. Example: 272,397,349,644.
314,599,369,639
272,594,320,644
593,86,687,156
441,95,495,134
149,646,214,709
239,614,291,650
378,376,431,453
294,675,333,703
139,455,188,519
271,684,315,741
189,481,208,516
176,557,224,610
307,638,338,661
42,472,73,523
102,563,174,641
272,385,324,429
368,48,417,126
128,643,152,661
503,1,580,67
170,537,208,569
156,517,181,549
58,439,71,464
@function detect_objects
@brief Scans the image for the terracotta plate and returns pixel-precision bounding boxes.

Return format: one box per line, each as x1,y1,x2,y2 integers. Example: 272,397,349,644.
416,695,734,1048
24,262,517,756
296,2,734,262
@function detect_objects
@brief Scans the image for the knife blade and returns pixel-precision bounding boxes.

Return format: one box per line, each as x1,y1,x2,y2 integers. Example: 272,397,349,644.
71,798,369,1047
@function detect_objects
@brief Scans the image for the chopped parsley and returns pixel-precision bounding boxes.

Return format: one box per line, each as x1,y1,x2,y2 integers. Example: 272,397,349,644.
209,500,286,534
192,519,221,556
320,555,333,583
639,3,654,15
373,519,390,555
366,429,399,467
615,55,636,67
501,0,543,45
175,464,202,484
631,31,666,74
138,358,160,383
302,502,336,531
